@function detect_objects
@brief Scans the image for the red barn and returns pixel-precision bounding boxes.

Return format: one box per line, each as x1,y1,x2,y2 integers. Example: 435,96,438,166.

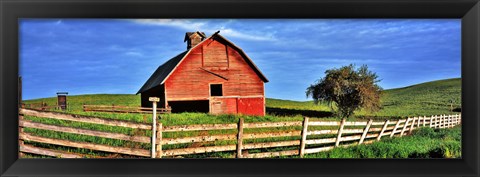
137,31,268,116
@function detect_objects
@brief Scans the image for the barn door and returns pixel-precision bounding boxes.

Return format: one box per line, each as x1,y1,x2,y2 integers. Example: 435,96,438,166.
210,97,224,114
210,97,238,115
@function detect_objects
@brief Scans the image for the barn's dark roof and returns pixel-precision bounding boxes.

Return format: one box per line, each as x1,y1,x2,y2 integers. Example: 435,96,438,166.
137,33,269,94
137,51,188,94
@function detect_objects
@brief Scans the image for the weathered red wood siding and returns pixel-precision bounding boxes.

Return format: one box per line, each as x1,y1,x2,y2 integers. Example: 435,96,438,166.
165,38,265,115
210,97,238,114
237,97,264,116
210,97,264,116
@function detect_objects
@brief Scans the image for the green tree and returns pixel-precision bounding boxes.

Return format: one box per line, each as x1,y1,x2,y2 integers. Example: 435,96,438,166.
306,64,382,118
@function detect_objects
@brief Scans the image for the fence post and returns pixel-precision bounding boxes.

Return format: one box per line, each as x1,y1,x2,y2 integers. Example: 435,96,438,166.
335,119,346,147
422,116,425,127
453,115,457,126
417,116,421,127
377,120,389,141
18,114,24,157
151,105,157,158
431,115,435,128
442,114,446,128
447,115,451,128
450,115,455,128
459,114,462,124
448,115,451,128
456,114,460,125
18,77,24,158
436,115,440,129
408,117,416,134
423,116,426,127
452,115,454,127
299,117,309,158
413,116,421,128
457,114,459,126
149,97,160,158
359,119,373,144
418,116,421,127
429,116,433,128
440,115,443,128
391,120,402,137
400,118,410,137
441,114,445,128
236,118,244,158
444,114,447,128
449,115,453,128
445,115,448,128
437,115,440,128
156,122,163,158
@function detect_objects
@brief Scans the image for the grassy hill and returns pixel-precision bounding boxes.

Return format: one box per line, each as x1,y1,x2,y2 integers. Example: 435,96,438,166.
376,78,461,117
24,78,461,119
266,78,461,118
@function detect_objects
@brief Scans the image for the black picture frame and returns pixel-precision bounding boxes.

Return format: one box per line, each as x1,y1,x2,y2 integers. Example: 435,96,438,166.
1,0,479,176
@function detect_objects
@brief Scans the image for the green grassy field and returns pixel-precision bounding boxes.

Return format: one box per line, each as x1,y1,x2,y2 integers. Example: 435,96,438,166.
368,78,461,117
304,126,462,158
21,78,461,158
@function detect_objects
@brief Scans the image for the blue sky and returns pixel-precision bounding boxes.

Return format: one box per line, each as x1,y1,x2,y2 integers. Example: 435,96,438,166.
20,19,461,101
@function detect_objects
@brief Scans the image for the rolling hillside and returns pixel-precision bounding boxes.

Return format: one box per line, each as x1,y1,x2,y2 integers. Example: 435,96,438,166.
266,78,461,118
24,78,461,119
378,78,461,117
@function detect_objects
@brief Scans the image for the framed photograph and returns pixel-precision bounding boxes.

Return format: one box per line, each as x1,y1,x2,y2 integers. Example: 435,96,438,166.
1,0,479,176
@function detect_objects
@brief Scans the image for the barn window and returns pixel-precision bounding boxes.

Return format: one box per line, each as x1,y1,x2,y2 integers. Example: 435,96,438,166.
210,84,223,96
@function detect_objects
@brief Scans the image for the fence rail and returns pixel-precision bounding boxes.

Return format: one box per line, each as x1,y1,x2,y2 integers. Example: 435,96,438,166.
20,108,152,129
22,102,62,111
18,108,461,158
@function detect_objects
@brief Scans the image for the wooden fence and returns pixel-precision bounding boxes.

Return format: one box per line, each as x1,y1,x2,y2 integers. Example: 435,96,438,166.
18,108,461,158
83,104,171,114
22,102,62,111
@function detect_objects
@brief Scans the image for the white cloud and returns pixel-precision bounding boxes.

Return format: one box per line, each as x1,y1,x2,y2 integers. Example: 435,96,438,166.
129,19,276,41
219,28,274,41
107,45,145,57
312,58,421,65
125,51,143,57
133,19,206,31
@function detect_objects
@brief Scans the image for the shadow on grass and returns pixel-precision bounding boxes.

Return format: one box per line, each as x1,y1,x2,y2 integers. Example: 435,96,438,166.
266,107,333,118
408,149,445,158
354,115,398,120
266,107,399,120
